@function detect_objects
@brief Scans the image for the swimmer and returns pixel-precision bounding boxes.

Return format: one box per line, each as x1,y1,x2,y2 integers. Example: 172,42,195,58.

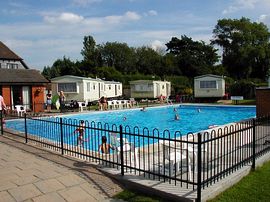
73,120,85,146
140,106,146,112
123,116,127,121
197,108,201,113
173,108,177,112
175,113,180,120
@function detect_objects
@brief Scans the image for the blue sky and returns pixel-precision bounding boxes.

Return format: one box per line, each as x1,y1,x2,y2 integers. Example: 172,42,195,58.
1,0,270,70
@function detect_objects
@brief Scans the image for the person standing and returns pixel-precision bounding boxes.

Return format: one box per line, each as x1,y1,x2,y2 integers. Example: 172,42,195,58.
0,94,7,127
59,91,65,112
99,136,115,154
73,120,85,146
46,91,52,112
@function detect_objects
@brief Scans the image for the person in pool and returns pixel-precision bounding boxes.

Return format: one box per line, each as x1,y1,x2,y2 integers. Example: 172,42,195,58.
99,136,115,154
140,106,146,112
73,120,85,146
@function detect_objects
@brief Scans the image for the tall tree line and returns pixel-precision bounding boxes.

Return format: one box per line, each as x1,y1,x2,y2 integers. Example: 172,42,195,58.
42,17,270,84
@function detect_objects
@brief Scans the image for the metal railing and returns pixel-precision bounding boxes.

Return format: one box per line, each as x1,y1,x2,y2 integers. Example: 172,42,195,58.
1,110,270,202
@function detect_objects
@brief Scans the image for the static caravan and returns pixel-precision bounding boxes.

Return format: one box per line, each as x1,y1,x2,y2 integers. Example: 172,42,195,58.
194,74,225,98
103,81,123,98
51,75,123,102
129,80,171,99
51,75,102,102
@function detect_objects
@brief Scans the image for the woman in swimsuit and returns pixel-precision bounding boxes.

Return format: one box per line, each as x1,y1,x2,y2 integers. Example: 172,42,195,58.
99,136,114,154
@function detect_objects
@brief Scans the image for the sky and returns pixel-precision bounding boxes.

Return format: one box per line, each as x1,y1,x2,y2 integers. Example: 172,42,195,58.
1,0,270,70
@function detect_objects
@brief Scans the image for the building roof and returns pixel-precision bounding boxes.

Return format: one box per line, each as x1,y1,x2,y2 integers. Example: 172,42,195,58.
129,80,170,84
103,80,121,84
51,75,121,84
0,41,29,69
194,74,225,79
51,75,98,82
0,69,49,85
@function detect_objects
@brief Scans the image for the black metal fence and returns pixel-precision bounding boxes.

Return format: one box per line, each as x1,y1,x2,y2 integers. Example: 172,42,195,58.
1,110,270,202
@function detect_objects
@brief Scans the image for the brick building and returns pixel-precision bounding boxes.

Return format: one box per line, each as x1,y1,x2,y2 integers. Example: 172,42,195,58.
256,87,270,117
0,41,49,112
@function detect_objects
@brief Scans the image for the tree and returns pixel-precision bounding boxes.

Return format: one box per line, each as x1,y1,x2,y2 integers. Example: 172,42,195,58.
212,17,270,80
81,35,100,68
99,42,136,73
135,46,163,76
41,56,79,79
166,35,219,78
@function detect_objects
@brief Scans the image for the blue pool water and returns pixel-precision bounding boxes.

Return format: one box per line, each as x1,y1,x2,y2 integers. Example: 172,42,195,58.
6,105,256,150
63,105,256,134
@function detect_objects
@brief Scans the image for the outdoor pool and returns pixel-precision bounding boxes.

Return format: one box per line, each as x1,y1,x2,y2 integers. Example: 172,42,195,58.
6,104,256,151
63,104,256,134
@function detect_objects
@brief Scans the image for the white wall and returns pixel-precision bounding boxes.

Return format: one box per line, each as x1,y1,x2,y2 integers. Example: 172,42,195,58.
83,80,102,101
153,81,171,98
194,76,225,98
0,59,26,69
104,83,122,98
51,76,123,102
130,80,171,99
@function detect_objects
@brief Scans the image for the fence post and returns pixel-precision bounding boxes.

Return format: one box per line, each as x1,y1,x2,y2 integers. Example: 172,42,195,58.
119,125,124,176
252,118,256,170
24,113,28,143
60,118,64,155
197,133,202,202
0,110,3,135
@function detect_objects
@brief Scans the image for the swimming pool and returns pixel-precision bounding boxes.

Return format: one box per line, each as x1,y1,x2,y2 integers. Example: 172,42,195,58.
6,104,256,151
63,104,256,134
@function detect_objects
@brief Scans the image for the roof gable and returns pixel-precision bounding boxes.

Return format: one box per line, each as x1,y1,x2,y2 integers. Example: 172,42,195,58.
194,74,224,79
0,41,21,60
0,41,29,69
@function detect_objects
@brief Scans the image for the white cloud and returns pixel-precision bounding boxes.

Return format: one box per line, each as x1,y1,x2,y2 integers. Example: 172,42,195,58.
124,11,141,21
148,10,158,16
43,11,140,25
151,40,165,51
258,14,270,25
72,0,102,6
222,0,270,14
44,12,84,24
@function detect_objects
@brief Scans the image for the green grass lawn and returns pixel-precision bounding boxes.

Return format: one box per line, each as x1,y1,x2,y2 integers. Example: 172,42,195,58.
208,160,270,202
114,161,270,202
114,190,163,202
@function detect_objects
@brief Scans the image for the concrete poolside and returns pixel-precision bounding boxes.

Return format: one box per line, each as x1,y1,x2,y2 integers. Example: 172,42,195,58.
0,134,123,202
1,109,270,201
2,128,270,202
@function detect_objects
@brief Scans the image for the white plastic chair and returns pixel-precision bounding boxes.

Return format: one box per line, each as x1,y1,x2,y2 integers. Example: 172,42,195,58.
107,101,114,110
15,105,26,117
160,140,192,180
78,101,87,112
110,134,138,168
112,100,120,109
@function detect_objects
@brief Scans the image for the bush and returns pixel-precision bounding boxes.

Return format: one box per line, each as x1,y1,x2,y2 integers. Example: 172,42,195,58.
228,80,256,99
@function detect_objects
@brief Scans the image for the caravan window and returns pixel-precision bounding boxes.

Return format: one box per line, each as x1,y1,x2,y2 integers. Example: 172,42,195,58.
87,82,91,92
58,83,77,92
200,81,217,89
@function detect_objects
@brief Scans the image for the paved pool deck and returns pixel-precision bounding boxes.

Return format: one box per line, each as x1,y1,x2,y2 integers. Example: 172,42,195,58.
1,130,269,202
0,134,124,202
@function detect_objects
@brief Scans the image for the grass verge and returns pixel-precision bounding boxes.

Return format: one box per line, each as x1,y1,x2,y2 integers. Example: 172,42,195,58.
208,160,270,202
114,161,270,202
114,190,163,202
